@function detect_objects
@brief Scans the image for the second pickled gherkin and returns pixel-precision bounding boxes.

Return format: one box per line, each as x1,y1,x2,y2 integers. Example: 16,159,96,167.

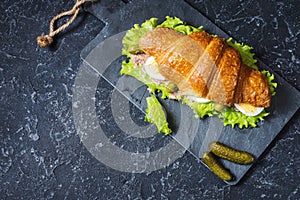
209,141,255,165
202,152,233,181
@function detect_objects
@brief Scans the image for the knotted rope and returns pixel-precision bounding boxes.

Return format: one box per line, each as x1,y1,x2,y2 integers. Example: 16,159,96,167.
37,0,96,48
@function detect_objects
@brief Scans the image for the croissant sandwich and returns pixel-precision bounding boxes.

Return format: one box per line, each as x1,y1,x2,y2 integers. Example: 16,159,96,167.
121,17,277,133
139,27,271,108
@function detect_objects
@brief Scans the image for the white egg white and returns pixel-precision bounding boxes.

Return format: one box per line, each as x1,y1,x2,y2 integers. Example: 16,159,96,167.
186,96,211,103
143,57,166,81
234,103,264,116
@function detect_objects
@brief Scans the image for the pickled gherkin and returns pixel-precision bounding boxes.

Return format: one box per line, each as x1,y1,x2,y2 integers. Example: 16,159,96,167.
202,152,233,181
209,142,255,165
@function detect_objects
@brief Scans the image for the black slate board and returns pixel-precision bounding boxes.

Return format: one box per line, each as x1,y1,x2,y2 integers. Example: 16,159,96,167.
78,0,300,185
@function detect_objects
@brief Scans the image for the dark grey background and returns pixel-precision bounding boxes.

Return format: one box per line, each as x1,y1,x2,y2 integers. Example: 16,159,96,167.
1,0,299,199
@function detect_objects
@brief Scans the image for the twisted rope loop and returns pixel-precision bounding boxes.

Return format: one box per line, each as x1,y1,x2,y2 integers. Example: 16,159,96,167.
37,0,96,48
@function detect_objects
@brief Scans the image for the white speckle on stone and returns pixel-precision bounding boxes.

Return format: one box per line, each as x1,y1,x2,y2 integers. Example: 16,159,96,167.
16,127,24,134
96,143,104,148
29,133,40,141
54,132,64,142
20,150,26,155
31,91,37,103
50,191,54,198
73,101,80,108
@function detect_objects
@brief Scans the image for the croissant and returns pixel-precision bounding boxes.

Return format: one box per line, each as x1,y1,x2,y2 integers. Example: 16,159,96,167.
139,27,271,108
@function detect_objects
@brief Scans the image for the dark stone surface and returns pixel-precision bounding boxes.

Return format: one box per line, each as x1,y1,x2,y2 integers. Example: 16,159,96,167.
0,0,299,199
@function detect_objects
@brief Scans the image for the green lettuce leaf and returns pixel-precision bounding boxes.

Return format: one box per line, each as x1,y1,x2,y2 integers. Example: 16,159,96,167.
121,60,173,98
227,38,258,70
181,98,216,118
219,107,269,129
122,18,158,57
120,59,151,82
144,95,172,135
157,16,203,35
261,70,277,96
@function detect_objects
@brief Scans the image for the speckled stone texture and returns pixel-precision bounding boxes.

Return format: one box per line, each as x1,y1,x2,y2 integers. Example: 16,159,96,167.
0,0,299,199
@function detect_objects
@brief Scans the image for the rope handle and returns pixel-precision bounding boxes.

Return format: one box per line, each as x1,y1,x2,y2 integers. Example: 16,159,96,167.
37,0,97,48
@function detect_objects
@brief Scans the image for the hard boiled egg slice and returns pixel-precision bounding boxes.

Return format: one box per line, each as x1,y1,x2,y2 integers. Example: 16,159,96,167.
234,103,264,116
143,57,166,81
186,96,211,103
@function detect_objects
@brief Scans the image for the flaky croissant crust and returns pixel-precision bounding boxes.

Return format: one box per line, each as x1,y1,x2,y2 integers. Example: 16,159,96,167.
139,27,271,108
